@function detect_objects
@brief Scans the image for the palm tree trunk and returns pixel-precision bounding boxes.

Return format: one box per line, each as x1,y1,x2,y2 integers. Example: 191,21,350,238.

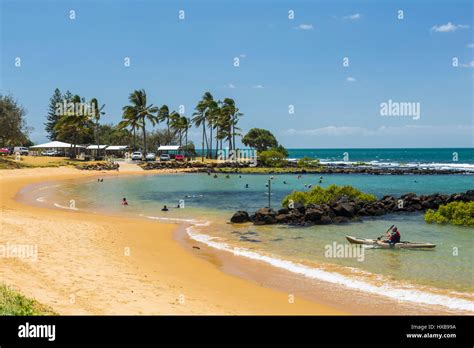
143,120,147,155
185,129,188,158
201,123,205,162
232,115,236,151
209,126,213,159
133,127,136,151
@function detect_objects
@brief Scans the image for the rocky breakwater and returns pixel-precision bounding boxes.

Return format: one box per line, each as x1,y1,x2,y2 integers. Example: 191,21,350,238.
230,190,474,226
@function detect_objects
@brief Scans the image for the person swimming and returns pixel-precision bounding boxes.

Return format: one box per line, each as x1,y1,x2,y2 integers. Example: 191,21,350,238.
122,197,128,206
161,205,169,211
213,174,218,178
245,184,249,188
283,181,288,184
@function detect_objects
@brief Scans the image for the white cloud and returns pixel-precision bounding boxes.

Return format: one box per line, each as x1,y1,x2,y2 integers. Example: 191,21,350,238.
296,24,313,30
431,22,469,32
227,83,236,89
343,13,361,20
467,43,474,48
239,54,247,58
284,125,474,137
252,84,264,89
346,76,356,82
460,60,474,68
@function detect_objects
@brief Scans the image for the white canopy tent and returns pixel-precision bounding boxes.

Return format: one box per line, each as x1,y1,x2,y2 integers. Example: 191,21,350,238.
30,141,85,149
86,145,108,150
157,145,180,151
105,145,128,151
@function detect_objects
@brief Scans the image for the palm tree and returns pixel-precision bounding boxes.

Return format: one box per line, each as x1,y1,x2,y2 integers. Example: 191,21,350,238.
122,89,158,155
192,92,215,161
118,108,140,151
169,111,183,147
193,101,207,162
158,105,171,141
221,98,243,152
181,116,191,157
91,98,105,158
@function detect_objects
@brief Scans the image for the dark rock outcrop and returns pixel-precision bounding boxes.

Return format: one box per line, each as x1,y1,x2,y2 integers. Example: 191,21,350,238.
230,190,474,226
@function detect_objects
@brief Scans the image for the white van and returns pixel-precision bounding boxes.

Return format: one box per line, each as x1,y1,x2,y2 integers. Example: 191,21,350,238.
13,146,29,155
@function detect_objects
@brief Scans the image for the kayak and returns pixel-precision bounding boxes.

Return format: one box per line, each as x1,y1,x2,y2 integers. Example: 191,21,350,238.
345,235,436,249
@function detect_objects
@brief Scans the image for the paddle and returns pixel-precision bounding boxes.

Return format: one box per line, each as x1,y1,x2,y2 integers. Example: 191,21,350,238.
377,224,395,240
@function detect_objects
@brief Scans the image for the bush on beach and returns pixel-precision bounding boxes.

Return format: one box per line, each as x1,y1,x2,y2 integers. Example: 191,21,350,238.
424,201,474,226
282,184,377,207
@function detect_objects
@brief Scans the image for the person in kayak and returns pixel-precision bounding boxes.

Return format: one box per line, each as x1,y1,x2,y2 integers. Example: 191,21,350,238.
384,226,401,245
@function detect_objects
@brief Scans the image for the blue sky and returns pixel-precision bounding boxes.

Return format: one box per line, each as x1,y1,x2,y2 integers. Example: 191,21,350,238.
1,0,473,148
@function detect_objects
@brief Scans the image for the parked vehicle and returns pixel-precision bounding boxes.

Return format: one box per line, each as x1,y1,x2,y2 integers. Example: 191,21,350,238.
160,154,171,161
175,154,185,161
13,146,29,155
145,153,156,161
131,151,143,160
0,148,11,155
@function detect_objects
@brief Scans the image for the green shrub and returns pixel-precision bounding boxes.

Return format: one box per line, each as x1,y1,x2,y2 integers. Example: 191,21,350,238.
282,184,376,207
424,201,474,226
258,150,286,167
297,157,321,168
0,284,56,315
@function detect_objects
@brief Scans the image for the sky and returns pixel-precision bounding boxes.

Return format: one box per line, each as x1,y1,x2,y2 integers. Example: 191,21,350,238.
1,0,473,148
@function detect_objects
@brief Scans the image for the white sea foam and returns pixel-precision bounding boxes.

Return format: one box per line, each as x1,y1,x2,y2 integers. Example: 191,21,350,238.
186,226,474,312
36,197,46,202
316,160,474,172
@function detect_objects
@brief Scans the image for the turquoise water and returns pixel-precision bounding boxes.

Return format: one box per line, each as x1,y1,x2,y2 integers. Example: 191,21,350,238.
31,172,474,311
285,148,474,164
197,148,474,166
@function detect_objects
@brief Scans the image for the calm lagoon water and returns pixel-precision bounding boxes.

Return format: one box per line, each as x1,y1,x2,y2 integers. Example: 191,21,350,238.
33,172,474,311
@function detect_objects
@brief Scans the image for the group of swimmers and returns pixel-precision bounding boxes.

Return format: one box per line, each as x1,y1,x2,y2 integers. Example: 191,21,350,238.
122,197,170,211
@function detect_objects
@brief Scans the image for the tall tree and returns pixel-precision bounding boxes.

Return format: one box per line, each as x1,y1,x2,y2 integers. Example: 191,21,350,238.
90,98,105,158
118,108,141,151
54,95,94,157
192,92,215,161
122,89,158,155
44,88,63,140
158,105,170,140
0,95,32,147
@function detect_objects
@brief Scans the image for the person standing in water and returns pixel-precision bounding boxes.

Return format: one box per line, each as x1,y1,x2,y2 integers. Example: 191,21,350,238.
122,197,128,206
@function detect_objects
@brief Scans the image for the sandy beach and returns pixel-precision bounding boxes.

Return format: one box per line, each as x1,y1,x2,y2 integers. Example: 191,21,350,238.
0,166,344,315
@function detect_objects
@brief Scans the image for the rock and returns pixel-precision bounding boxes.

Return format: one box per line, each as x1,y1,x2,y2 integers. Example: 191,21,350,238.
333,216,349,223
230,211,250,223
315,215,332,225
304,208,324,222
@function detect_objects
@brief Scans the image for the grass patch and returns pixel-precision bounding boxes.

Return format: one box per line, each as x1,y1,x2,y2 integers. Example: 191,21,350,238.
0,284,56,315
0,156,73,169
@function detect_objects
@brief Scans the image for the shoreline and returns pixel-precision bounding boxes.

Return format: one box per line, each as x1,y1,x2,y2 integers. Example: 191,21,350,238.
2,167,472,315
0,167,343,315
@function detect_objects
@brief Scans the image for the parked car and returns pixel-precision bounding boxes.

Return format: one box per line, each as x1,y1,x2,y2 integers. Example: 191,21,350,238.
0,148,11,155
13,146,29,155
131,151,143,160
175,154,185,161
145,153,156,161
160,154,171,161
